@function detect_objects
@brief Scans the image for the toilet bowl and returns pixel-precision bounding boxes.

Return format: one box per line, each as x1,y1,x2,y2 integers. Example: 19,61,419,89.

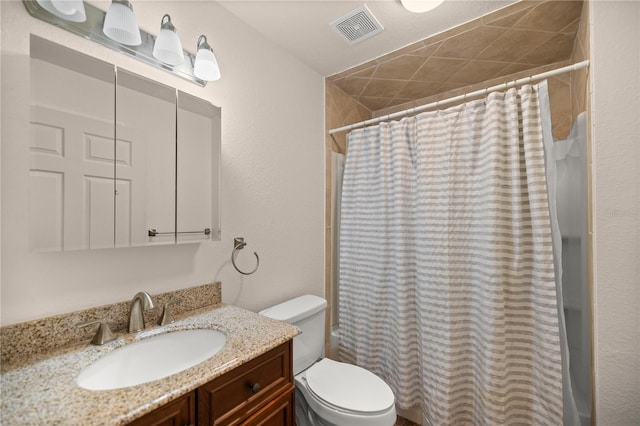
259,295,396,426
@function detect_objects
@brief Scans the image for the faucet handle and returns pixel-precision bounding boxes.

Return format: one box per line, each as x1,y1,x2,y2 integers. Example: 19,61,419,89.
157,298,183,326
77,319,117,345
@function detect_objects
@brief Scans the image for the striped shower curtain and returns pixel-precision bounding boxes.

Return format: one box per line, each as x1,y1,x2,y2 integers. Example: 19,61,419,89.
338,84,563,425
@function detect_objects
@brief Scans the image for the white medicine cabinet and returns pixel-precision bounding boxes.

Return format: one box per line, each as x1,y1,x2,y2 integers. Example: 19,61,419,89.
29,36,221,251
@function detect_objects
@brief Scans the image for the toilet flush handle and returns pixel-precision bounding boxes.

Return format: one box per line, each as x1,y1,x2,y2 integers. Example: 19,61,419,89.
248,382,261,394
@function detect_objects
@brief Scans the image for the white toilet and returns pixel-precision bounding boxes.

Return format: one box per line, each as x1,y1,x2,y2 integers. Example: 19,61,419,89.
260,295,396,426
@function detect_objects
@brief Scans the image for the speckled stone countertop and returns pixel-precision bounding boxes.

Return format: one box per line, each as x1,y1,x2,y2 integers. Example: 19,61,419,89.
0,303,298,425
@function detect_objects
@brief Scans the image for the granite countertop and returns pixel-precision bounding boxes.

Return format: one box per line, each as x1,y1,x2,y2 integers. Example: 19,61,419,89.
0,303,298,425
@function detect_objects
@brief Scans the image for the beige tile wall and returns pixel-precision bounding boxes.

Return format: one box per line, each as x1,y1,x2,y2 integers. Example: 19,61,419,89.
324,81,371,355
373,60,575,140
571,0,590,123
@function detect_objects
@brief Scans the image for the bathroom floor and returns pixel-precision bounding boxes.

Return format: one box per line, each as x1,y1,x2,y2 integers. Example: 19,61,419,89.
396,417,419,426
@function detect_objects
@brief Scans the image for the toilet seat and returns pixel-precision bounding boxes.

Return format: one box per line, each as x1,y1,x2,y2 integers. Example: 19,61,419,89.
303,359,395,414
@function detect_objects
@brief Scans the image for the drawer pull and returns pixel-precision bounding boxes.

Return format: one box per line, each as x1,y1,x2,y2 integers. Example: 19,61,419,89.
249,382,261,393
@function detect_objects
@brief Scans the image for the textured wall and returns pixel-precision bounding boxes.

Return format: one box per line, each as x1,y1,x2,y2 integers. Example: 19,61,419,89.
590,2,640,425
1,1,325,324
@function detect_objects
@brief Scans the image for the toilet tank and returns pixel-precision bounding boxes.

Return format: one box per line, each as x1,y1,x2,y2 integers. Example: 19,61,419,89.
259,295,327,375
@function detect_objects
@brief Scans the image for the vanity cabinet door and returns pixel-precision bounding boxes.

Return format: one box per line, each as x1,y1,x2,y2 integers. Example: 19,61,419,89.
128,391,195,426
197,341,293,426
240,386,294,426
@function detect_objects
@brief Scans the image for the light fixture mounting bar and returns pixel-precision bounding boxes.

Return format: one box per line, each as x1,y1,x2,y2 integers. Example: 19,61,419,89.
22,0,206,86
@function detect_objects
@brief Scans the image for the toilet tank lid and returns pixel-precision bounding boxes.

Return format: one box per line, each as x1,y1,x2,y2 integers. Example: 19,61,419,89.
259,295,327,323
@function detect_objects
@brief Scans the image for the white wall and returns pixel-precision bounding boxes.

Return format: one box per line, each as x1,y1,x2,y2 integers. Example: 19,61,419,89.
590,2,640,425
1,0,325,325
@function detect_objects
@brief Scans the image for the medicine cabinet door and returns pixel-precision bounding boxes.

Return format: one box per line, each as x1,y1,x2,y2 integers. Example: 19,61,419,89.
29,36,220,250
115,70,176,247
176,91,221,243
29,37,116,251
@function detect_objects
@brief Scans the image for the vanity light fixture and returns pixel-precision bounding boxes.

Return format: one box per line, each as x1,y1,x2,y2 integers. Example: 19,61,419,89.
23,0,220,86
194,35,221,82
153,14,184,66
103,0,142,46
400,0,444,13
35,0,86,22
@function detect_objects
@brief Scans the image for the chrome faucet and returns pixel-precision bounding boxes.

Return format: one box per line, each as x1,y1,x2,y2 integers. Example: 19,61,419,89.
128,291,155,333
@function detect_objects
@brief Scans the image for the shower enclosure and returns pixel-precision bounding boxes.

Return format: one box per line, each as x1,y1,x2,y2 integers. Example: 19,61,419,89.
552,112,591,426
330,110,592,426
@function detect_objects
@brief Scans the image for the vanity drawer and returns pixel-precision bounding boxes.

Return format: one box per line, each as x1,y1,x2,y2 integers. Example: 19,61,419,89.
198,340,293,426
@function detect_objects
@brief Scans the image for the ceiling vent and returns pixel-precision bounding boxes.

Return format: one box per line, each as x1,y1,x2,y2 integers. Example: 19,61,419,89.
330,5,384,46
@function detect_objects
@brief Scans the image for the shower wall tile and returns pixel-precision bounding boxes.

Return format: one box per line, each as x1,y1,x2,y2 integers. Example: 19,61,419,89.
518,33,577,65
325,80,371,154
549,76,572,139
515,1,584,32
324,80,372,354
373,55,426,80
571,0,590,126
327,0,584,113
433,26,506,60
373,60,573,140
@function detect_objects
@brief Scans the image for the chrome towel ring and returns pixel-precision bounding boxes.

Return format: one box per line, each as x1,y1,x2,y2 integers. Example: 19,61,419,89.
231,237,260,275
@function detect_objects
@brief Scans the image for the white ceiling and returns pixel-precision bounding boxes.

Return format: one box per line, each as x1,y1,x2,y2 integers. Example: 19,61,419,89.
216,0,517,76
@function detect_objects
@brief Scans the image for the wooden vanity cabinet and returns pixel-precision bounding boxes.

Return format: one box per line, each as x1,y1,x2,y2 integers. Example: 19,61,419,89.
241,387,295,426
197,340,294,426
127,391,195,426
129,340,294,426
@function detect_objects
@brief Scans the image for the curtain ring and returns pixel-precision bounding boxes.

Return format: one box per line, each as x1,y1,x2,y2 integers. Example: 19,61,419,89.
231,237,260,275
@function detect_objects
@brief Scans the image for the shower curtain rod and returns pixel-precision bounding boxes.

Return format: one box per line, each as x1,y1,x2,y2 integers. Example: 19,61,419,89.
328,60,590,135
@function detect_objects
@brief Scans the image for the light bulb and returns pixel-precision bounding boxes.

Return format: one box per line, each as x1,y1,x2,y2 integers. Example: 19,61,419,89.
153,14,184,66
103,0,142,46
193,35,221,81
36,0,86,22
400,0,445,13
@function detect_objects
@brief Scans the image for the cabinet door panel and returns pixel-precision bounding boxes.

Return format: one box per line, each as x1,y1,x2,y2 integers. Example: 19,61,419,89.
29,37,221,251
29,106,116,250
241,386,294,426
176,91,221,243
116,70,176,247
30,38,116,251
128,391,195,426
198,341,292,426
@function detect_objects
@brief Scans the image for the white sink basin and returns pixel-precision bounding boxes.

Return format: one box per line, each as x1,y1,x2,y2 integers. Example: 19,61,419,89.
77,329,226,390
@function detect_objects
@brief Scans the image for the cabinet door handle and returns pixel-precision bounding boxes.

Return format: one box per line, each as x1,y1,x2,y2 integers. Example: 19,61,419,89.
249,382,261,393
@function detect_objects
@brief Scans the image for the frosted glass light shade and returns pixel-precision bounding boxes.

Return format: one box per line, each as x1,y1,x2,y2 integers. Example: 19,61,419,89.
194,36,221,81
103,0,141,46
400,0,444,13
153,15,184,66
36,0,86,22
